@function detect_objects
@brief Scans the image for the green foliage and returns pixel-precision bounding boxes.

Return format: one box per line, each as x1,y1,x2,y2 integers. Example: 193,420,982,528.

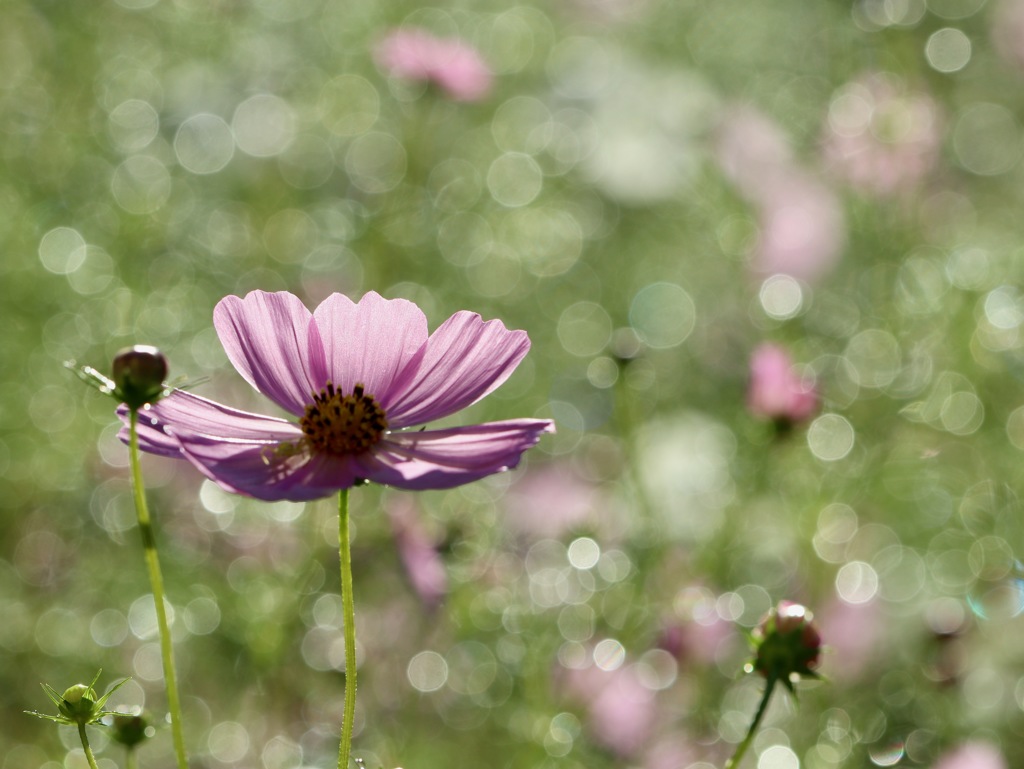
3,0,1024,766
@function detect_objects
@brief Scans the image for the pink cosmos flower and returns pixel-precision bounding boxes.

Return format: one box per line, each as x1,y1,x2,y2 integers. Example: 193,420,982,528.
121,290,553,501
374,28,493,102
387,495,447,611
931,742,1007,769
992,0,1024,72
715,106,846,283
821,72,941,198
559,660,656,757
817,597,882,682
747,343,818,424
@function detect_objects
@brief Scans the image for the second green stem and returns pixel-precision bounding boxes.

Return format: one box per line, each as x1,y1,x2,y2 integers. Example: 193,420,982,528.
129,410,189,769
337,488,357,769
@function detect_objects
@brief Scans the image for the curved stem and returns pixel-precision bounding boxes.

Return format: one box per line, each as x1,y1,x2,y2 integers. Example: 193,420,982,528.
723,676,777,769
129,410,189,769
77,723,101,769
337,488,357,769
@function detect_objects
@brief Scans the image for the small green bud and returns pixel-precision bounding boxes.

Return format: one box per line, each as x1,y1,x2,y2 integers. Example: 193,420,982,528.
27,671,133,727
749,600,822,690
112,345,168,410
58,684,99,724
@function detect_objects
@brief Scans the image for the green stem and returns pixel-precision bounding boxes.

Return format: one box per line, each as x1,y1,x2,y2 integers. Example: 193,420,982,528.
126,748,139,769
77,723,100,769
723,676,777,769
337,488,357,769
129,410,189,769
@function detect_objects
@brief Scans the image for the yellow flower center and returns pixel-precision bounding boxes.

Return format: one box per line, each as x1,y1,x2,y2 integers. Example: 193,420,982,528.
300,382,388,455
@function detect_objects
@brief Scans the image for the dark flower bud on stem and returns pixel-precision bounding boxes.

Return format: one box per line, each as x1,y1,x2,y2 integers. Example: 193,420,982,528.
725,602,823,769
109,711,154,747
749,600,822,690
112,345,168,410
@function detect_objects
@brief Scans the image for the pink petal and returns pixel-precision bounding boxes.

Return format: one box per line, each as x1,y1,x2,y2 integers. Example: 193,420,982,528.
387,496,447,611
311,292,428,407
118,390,303,457
173,432,359,501
384,312,531,427
358,419,554,489
374,29,492,102
214,291,327,416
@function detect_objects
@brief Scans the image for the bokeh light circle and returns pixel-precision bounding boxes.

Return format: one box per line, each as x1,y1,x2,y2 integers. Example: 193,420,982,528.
488,152,543,208
953,103,1021,176
407,650,448,692
837,561,879,604
807,414,855,461
759,274,804,320
233,94,296,157
629,282,696,349
38,227,87,275
557,301,612,357
111,156,171,214
174,113,235,174
925,28,971,73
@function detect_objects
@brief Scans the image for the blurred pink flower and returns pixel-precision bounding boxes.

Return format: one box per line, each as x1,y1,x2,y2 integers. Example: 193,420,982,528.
992,0,1024,72
755,173,845,281
642,735,705,769
817,597,883,682
715,105,794,203
715,105,845,282
560,660,656,757
931,742,1007,769
658,615,733,666
374,28,493,102
747,343,818,424
821,73,941,197
387,496,447,611
501,463,607,539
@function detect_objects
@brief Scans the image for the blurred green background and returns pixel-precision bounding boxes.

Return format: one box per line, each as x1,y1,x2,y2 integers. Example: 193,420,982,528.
4,0,1024,766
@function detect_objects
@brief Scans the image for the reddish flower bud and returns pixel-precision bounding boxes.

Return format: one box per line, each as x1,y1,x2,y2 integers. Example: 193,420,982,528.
750,601,822,690
112,345,168,410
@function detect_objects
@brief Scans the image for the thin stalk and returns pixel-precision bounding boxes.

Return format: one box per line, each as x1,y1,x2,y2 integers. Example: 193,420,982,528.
77,723,101,769
723,676,777,769
129,410,189,769
337,488,357,769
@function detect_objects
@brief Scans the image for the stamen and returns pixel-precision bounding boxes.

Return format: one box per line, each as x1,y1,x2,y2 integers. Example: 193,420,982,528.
300,382,388,455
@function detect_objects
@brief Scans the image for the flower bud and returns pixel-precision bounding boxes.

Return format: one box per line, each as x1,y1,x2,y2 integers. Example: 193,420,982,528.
58,683,100,724
27,671,132,727
749,601,821,689
109,711,154,747
112,345,168,410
